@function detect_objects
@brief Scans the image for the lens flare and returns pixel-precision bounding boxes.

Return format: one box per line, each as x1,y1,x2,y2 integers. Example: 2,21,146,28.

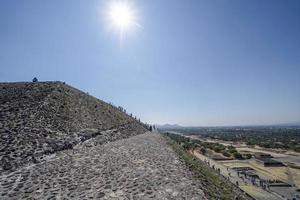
109,2,134,30
105,1,140,47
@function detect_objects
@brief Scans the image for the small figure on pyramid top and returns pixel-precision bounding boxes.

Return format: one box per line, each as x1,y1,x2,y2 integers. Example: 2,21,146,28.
32,77,38,82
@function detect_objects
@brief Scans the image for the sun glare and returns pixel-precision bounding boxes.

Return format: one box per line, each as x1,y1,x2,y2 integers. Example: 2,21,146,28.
108,2,136,32
104,1,140,47
110,3,132,29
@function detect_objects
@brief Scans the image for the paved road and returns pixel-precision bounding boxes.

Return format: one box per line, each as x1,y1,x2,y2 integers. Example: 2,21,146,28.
0,132,206,200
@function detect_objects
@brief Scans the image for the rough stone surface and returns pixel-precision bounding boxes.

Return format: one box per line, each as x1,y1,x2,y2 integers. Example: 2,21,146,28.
0,133,206,199
0,82,147,173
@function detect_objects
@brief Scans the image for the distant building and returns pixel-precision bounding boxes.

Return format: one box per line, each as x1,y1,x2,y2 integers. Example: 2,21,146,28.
255,157,284,167
254,153,273,159
241,171,260,179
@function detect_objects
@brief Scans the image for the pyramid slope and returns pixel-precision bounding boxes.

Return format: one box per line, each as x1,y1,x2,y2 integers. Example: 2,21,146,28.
0,133,207,199
0,81,147,173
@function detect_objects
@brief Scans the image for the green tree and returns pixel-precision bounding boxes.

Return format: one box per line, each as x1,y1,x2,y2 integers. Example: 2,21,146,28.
233,152,242,159
222,151,231,157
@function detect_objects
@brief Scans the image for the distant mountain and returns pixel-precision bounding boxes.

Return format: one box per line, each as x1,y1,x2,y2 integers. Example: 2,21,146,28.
156,124,182,129
272,122,300,127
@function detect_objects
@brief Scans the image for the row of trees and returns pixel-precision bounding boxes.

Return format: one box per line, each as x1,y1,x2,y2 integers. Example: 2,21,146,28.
168,127,300,153
164,132,248,160
203,143,246,159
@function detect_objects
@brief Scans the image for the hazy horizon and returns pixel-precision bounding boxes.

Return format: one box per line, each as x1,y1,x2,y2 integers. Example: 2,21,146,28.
157,121,300,127
1,0,300,126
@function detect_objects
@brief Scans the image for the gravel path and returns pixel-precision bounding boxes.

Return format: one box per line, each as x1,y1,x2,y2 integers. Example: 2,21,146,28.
0,133,206,200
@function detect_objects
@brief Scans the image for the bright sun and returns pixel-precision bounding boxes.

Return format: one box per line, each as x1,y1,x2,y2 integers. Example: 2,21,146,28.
104,1,140,46
108,2,136,32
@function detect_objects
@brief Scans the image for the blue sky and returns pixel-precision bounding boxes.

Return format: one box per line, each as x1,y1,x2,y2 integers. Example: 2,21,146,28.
1,0,300,126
